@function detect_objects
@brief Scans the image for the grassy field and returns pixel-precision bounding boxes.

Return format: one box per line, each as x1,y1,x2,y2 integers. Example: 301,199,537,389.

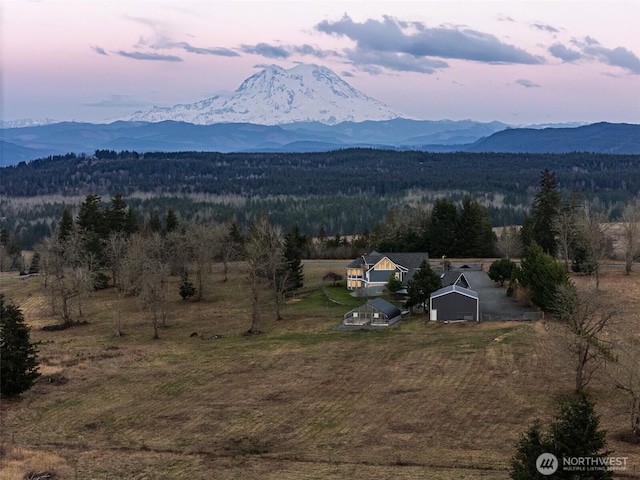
1,261,639,479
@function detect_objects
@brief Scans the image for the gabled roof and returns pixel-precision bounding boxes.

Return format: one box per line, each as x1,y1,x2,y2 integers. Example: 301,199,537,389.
347,251,429,271
430,284,478,300
440,271,471,289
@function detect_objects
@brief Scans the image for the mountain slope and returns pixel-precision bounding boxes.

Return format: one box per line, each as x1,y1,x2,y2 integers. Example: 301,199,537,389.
123,64,403,125
467,122,640,154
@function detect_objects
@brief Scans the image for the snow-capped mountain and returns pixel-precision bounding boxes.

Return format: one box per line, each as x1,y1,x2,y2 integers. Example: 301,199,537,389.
0,118,58,128
122,64,405,125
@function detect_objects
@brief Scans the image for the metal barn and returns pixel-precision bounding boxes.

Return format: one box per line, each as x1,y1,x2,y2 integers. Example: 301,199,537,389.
429,285,479,322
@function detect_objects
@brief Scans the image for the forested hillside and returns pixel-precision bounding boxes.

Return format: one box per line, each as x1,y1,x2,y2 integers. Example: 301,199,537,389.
2,149,639,197
1,149,638,248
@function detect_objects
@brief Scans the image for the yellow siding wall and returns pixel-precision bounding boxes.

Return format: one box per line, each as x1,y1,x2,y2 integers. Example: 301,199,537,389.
374,258,395,270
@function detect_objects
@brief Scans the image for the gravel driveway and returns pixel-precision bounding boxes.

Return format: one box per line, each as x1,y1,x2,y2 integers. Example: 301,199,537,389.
451,264,537,321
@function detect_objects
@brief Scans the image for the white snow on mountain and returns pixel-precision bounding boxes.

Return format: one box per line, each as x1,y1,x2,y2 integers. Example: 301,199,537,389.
1,118,58,128
121,64,405,125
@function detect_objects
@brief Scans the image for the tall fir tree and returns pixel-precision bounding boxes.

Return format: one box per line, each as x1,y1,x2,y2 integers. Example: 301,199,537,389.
456,196,496,257
519,242,568,311
510,391,611,479
57,208,74,242
428,198,458,257
0,295,40,398
281,225,306,293
522,169,562,257
406,260,442,311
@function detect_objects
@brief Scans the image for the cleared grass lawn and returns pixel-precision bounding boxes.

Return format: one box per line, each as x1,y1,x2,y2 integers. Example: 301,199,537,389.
1,261,639,479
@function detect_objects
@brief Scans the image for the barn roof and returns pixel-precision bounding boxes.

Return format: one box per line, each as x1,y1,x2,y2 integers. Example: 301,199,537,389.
430,284,478,300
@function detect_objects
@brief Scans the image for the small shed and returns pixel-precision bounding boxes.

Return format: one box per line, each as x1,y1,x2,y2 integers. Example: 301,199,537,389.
429,285,479,322
343,298,402,327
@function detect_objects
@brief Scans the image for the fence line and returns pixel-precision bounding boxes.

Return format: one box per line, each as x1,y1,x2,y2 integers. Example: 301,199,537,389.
481,311,544,322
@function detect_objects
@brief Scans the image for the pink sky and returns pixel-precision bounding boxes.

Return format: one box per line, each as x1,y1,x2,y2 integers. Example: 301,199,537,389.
2,1,639,125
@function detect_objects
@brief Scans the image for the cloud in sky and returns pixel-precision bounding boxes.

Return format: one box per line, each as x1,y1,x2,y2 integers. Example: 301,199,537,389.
171,42,239,57
240,42,289,59
579,38,640,74
83,95,149,108
549,36,640,74
92,46,108,55
315,14,542,74
549,43,582,62
516,79,541,88
117,50,183,61
530,22,559,33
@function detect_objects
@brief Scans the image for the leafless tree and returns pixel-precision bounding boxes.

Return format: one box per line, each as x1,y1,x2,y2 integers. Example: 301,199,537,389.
553,282,618,392
217,221,243,282
164,229,190,276
555,194,580,271
105,231,129,289
615,348,640,437
495,225,523,260
119,232,171,338
574,203,611,289
244,214,285,333
38,231,94,325
186,223,217,301
140,259,170,339
620,201,640,275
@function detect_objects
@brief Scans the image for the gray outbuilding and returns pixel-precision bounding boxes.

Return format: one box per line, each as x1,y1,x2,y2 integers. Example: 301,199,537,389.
343,298,402,327
429,285,479,322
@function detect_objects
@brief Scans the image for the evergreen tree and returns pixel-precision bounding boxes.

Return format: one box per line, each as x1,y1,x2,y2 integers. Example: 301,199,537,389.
76,194,106,264
510,420,548,480
28,251,41,274
488,258,517,286
146,214,163,234
510,391,612,479
429,198,458,257
58,208,74,242
456,196,496,257
0,295,40,398
280,225,306,293
522,169,562,257
77,194,104,235
179,272,196,300
519,242,568,311
165,209,179,234
104,194,137,235
386,272,403,294
406,260,442,311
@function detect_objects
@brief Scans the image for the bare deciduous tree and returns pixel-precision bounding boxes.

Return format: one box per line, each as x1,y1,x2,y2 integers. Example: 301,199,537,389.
553,282,618,392
38,231,94,325
495,225,523,260
186,224,218,301
555,194,580,271
574,204,611,289
615,349,640,437
620,201,640,275
244,214,285,333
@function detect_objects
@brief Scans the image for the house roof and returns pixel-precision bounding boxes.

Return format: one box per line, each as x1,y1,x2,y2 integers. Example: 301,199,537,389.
346,251,429,271
430,284,479,300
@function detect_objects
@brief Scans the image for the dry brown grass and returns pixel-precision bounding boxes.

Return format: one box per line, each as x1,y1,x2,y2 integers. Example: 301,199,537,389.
1,261,639,479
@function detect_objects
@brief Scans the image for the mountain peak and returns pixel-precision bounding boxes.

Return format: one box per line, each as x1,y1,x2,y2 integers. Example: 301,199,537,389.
122,64,404,125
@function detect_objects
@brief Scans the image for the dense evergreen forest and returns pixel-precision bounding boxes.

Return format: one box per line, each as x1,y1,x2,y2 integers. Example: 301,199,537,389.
1,149,638,248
